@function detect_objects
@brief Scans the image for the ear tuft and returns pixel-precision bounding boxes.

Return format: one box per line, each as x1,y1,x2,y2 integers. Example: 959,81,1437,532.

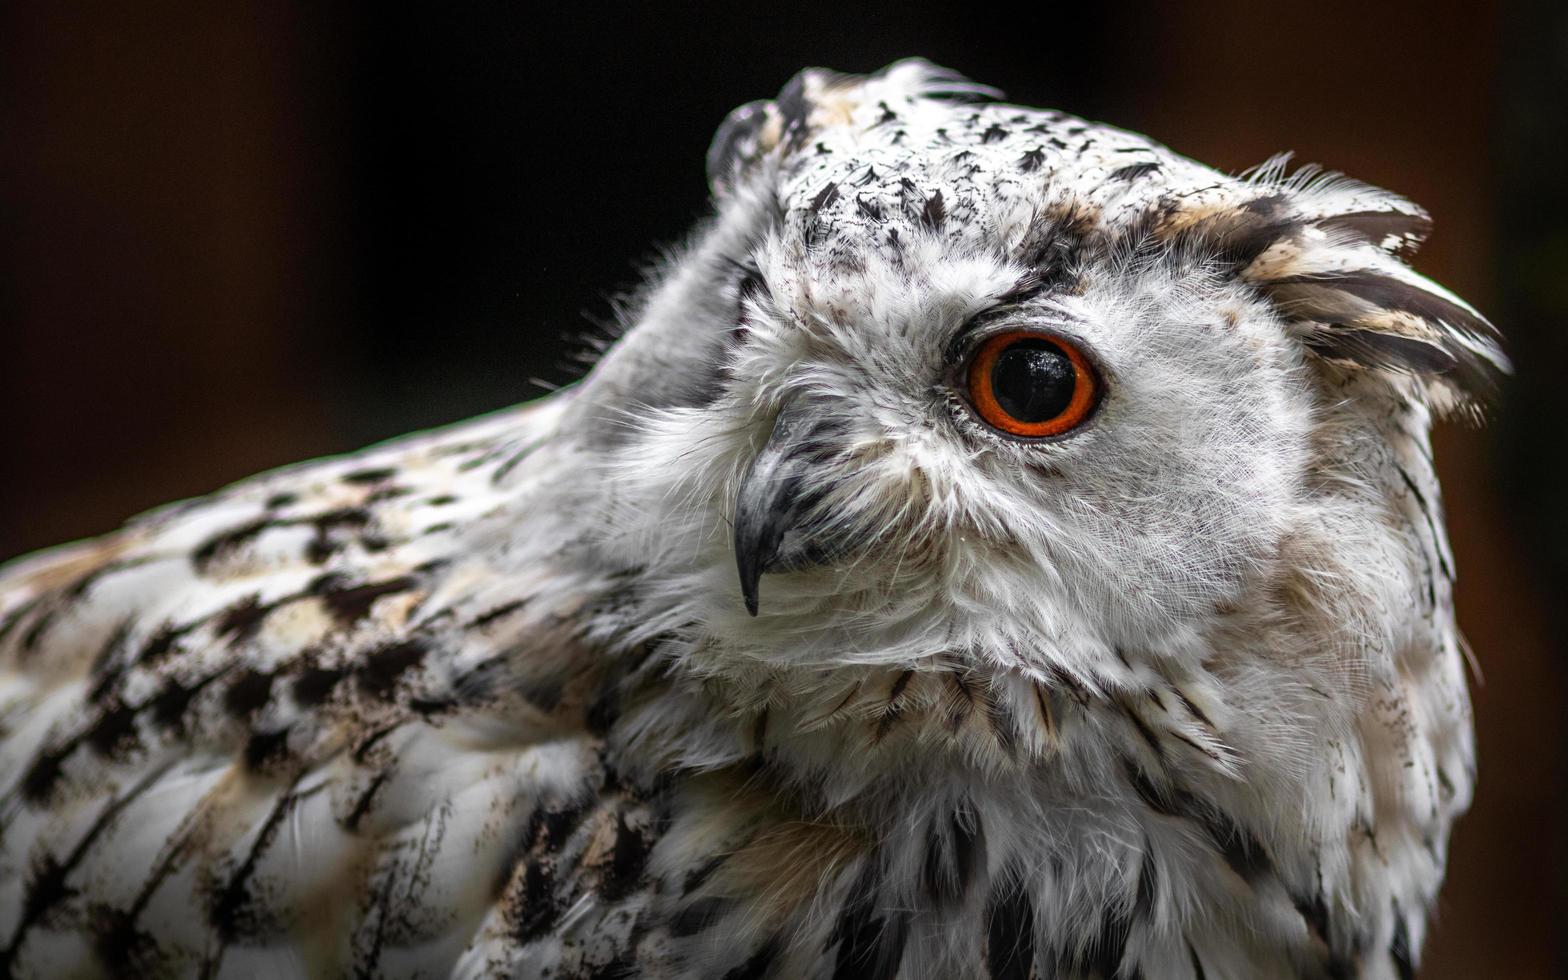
1252,246,1507,410
706,99,775,195
1162,161,1507,411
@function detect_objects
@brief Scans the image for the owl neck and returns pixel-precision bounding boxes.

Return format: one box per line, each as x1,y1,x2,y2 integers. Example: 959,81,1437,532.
587,629,1407,979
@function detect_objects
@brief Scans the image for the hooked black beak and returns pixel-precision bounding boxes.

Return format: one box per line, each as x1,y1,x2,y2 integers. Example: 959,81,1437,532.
733,401,843,616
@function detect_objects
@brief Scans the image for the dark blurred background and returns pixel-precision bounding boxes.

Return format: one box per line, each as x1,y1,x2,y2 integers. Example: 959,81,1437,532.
0,2,1562,975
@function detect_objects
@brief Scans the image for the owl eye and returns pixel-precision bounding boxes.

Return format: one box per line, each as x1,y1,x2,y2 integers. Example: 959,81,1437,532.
965,330,1099,438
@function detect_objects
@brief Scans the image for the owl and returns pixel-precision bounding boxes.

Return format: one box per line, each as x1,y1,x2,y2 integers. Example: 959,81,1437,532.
0,59,1501,979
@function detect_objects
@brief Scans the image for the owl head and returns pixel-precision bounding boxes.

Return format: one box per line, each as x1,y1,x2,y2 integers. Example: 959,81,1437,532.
571,59,1503,702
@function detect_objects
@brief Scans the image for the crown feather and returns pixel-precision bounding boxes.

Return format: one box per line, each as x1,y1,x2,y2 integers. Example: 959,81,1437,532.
706,59,1000,194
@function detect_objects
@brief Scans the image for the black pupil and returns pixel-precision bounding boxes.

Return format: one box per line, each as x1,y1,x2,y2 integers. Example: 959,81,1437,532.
991,339,1076,422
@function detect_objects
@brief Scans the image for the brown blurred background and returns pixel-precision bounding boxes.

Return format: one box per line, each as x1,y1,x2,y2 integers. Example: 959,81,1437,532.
0,2,1562,976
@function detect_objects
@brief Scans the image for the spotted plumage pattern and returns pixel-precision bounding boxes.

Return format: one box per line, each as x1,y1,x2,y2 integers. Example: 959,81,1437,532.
0,60,1498,978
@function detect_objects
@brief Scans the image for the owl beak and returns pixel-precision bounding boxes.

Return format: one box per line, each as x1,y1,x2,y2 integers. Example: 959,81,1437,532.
733,401,843,616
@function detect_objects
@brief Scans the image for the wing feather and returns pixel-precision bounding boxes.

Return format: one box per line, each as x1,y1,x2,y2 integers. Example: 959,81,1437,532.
0,397,638,977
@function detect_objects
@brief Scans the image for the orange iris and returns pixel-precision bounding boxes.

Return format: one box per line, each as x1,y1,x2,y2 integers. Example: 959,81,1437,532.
965,330,1098,438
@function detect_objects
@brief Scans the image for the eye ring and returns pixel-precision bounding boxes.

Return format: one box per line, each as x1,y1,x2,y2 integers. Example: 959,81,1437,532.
965,330,1099,438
